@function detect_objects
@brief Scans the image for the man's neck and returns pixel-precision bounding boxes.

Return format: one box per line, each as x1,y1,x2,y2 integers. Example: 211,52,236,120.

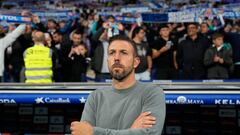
215,44,223,49
190,34,198,40
133,37,142,44
35,42,44,46
161,36,169,41
112,73,136,90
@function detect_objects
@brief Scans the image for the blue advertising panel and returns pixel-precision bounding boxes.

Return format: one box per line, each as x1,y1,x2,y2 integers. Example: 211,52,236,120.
0,91,240,105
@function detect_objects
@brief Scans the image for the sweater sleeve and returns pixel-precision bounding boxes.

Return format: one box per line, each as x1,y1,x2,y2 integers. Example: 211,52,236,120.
81,92,96,126
92,86,166,135
1,24,26,49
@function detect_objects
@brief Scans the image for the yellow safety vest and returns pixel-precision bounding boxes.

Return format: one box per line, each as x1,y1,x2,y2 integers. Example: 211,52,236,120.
24,45,53,83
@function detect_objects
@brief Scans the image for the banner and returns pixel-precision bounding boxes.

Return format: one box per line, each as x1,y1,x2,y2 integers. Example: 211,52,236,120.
1,92,240,105
168,11,196,22
32,10,75,21
115,16,136,23
97,12,122,17
0,14,31,23
148,2,164,10
166,94,240,105
120,6,151,13
223,11,240,19
141,13,168,23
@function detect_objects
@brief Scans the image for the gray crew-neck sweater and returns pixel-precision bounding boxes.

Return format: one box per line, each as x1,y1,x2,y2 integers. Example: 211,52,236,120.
81,82,166,135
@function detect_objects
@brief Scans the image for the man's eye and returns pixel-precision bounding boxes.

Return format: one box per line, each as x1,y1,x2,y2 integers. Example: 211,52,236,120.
121,51,128,55
109,52,114,55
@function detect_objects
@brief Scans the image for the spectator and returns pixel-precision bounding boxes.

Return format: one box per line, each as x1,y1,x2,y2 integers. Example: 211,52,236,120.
0,22,26,82
152,24,178,80
105,15,121,38
200,22,212,40
223,24,240,79
31,14,47,32
61,30,83,82
132,26,152,81
52,31,63,49
177,23,211,80
3,24,24,82
91,23,112,82
223,23,232,33
58,19,74,35
68,42,88,82
44,32,60,82
78,19,91,55
204,32,233,79
47,19,58,35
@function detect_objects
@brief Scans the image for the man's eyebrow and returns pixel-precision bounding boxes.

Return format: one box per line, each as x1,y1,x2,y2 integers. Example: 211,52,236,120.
109,49,116,52
109,48,128,51
120,49,128,52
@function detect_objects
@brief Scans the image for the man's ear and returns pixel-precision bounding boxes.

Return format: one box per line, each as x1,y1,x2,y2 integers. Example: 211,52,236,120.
134,57,140,68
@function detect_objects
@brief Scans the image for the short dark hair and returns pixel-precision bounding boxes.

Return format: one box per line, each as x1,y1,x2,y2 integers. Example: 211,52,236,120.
159,24,169,31
53,31,62,36
109,35,138,57
107,15,115,20
201,22,209,27
48,19,57,25
212,32,224,40
187,22,199,27
73,30,83,36
132,26,144,39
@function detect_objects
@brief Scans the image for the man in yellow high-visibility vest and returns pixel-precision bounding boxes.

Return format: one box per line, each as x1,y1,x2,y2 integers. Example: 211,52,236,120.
23,31,53,83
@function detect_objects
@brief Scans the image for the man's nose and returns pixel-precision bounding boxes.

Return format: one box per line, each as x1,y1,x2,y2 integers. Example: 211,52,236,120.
114,52,120,61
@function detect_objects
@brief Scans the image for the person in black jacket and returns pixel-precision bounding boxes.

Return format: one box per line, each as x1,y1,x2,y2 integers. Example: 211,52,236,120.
61,30,83,82
177,23,211,80
4,37,23,82
152,24,178,80
68,42,88,82
204,32,233,79
223,29,240,79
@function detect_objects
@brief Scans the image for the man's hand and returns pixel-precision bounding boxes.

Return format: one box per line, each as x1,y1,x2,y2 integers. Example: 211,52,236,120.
21,10,32,17
214,55,220,62
68,47,76,58
219,58,224,64
131,111,156,129
159,45,170,54
118,23,124,31
70,121,93,135
103,22,110,29
32,14,40,24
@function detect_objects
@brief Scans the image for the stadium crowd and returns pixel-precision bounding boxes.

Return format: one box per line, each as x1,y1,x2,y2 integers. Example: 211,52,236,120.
0,1,240,83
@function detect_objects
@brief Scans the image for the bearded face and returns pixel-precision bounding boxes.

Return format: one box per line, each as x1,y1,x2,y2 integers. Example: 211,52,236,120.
107,40,139,81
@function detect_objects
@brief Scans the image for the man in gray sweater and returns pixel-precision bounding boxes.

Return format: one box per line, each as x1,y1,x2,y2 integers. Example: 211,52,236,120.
71,35,166,135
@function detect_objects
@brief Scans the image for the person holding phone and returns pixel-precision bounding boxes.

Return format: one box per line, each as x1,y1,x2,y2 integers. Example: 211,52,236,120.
151,24,178,80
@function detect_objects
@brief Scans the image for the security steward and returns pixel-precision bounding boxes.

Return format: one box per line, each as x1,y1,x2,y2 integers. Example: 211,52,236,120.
23,31,53,83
